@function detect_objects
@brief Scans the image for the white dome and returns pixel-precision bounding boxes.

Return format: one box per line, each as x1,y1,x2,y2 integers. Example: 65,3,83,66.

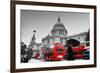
51,17,67,33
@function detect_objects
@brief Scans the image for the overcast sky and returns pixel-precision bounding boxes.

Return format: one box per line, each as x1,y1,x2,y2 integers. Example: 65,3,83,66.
21,10,90,46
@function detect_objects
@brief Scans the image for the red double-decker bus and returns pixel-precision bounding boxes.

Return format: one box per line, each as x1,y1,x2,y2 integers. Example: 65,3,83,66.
44,43,65,61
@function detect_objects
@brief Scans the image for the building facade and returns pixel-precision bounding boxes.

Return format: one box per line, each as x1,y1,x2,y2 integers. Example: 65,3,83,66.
67,32,87,44
42,16,68,47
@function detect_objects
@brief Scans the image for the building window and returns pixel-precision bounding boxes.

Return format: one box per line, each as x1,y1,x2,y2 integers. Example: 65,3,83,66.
60,38,63,43
78,37,80,40
59,30,64,35
59,30,61,35
48,40,50,44
61,30,64,35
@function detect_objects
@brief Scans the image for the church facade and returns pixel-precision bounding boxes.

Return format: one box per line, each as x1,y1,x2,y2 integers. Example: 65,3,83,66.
42,16,68,48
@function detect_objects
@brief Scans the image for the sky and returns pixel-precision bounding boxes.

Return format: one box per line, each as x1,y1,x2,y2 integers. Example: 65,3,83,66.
21,10,90,46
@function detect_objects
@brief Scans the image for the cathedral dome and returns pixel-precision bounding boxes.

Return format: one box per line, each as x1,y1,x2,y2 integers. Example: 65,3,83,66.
51,16,67,33
53,22,66,31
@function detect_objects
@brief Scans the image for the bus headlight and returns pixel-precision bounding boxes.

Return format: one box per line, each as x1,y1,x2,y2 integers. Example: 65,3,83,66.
57,55,63,58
